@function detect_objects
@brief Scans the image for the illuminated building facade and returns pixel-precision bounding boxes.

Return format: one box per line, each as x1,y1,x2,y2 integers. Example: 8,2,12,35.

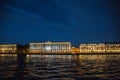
105,43,120,53
80,44,105,53
71,47,80,53
29,41,71,53
0,44,17,53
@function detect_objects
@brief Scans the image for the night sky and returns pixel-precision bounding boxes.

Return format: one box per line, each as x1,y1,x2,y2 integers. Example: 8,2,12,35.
0,0,120,46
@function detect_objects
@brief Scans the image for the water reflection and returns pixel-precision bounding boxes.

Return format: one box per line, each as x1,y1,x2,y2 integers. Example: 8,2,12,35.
0,54,120,80
0,54,17,79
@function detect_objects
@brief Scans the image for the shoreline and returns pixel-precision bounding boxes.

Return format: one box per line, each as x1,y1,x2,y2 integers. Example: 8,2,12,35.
0,52,120,55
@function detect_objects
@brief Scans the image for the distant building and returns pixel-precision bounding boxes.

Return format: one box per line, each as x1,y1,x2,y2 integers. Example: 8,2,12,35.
29,41,71,53
0,44,17,53
71,47,80,53
105,43,120,53
80,43,105,53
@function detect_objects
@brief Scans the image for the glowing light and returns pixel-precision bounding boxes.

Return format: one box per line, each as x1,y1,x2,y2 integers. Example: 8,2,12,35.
46,46,51,50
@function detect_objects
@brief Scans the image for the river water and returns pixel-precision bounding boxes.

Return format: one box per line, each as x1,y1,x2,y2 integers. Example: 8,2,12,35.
0,54,120,80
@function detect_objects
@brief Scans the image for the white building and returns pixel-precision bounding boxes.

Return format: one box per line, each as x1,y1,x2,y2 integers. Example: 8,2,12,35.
0,44,17,53
105,43,120,53
80,43,105,53
29,41,71,53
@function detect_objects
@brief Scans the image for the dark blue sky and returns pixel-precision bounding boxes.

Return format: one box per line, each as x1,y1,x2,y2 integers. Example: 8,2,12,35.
0,0,120,46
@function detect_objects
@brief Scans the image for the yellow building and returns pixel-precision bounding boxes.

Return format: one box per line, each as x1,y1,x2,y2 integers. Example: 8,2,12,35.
0,44,17,53
80,43,105,53
29,41,71,53
105,44,120,53
71,47,80,54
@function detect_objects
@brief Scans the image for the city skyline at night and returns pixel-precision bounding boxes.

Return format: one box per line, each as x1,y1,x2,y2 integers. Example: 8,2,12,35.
0,41,120,53
0,1,120,79
0,0,120,46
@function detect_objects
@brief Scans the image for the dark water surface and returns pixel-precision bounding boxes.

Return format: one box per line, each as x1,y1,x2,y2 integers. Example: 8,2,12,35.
0,54,120,80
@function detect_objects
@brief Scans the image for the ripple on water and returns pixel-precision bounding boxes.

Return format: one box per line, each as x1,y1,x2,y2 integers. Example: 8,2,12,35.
0,54,120,80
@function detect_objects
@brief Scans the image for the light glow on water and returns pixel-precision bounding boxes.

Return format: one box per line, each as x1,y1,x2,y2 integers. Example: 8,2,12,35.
0,54,120,79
